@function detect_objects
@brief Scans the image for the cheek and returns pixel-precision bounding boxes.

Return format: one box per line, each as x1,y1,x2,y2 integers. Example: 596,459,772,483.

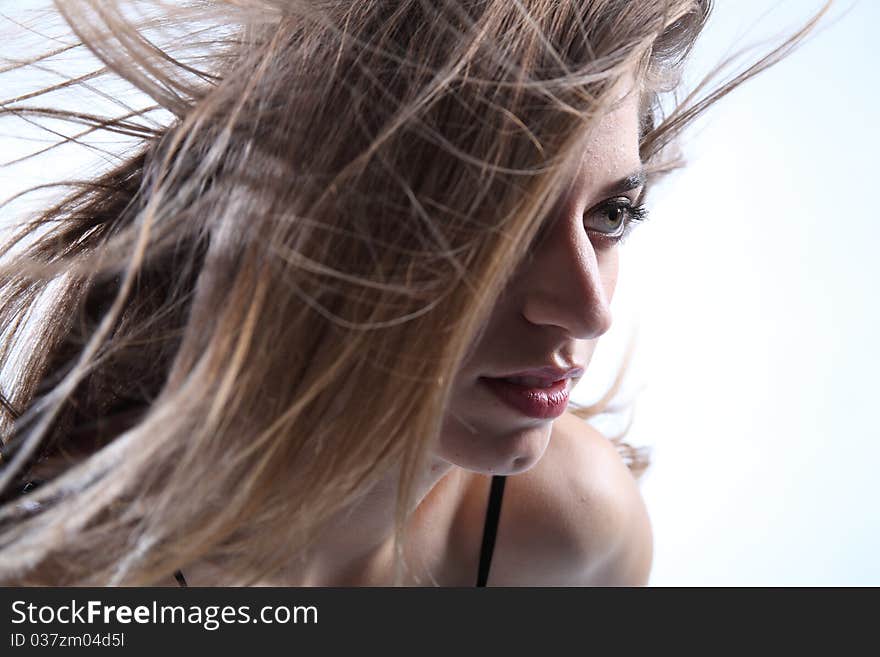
599,248,620,300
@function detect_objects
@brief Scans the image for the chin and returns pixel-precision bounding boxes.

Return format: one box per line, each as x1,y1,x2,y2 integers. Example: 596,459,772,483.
436,420,553,476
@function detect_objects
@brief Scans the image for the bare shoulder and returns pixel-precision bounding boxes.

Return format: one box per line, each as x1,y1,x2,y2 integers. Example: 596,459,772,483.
487,412,653,586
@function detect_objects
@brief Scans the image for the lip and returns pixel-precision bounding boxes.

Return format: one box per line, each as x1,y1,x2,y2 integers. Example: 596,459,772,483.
479,376,573,420
499,365,584,383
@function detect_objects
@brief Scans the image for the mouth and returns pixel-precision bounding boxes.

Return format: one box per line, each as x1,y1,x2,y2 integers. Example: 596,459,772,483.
478,376,573,420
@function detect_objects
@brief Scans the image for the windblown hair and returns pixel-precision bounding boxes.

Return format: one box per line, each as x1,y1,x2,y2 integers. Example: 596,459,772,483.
0,0,825,585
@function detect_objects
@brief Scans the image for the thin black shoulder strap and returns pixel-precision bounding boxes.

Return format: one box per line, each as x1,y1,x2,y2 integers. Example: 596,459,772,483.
476,474,507,587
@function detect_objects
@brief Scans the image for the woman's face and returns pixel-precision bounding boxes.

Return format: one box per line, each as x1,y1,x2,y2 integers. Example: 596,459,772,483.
436,87,645,475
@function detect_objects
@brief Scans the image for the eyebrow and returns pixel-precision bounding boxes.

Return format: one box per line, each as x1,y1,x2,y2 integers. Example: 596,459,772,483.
610,170,646,195
569,168,647,205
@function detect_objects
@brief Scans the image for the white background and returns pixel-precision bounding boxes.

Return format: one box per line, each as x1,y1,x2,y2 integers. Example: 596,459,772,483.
576,0,879,585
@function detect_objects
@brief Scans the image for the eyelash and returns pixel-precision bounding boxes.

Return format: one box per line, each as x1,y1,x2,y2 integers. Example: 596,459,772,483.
527,195,649,258
584,196,649,247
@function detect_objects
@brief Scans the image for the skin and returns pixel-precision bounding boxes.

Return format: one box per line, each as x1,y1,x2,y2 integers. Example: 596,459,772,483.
175,78,653,587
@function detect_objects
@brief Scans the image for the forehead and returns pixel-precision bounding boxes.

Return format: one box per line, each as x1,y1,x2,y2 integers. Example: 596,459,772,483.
574,85,643,193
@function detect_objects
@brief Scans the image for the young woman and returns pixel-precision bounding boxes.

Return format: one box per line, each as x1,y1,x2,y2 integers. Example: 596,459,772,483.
0,0,822,586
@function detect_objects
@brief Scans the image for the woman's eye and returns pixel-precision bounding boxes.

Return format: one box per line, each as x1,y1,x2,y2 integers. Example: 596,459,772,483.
600,205,627,232
584,197,648,242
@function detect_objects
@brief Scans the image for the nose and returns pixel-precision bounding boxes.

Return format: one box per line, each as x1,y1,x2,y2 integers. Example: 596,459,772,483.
519,222,614,340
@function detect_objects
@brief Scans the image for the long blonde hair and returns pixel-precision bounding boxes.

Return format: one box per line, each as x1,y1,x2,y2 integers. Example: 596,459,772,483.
0,0,825,585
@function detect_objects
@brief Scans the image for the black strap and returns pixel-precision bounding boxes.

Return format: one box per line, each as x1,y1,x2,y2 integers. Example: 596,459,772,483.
476,474,506,587
174,569,187,587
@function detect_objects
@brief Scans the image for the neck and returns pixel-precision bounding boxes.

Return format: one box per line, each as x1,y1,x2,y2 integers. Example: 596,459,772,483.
265,454,460,586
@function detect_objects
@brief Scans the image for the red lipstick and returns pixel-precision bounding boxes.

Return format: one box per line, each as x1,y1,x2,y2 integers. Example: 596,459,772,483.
480,376,572,420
